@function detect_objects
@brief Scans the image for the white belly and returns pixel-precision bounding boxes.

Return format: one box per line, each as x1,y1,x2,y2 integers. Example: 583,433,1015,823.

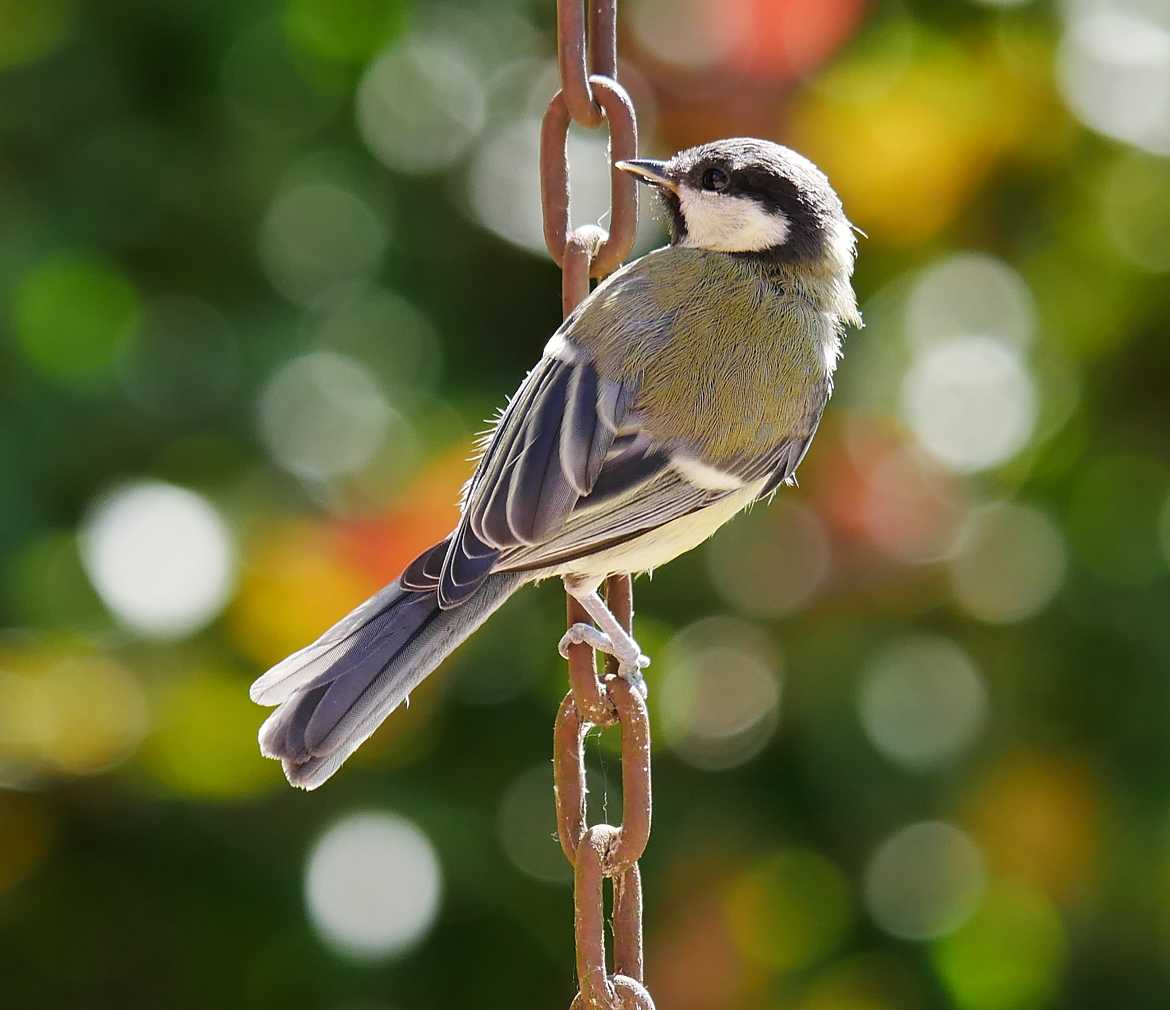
549,479,766,579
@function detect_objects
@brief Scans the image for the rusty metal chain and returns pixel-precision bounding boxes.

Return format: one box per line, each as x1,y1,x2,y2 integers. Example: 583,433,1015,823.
540,3,654,1009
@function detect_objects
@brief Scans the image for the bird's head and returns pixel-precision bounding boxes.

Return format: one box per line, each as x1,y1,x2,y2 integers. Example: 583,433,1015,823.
618,137,857,278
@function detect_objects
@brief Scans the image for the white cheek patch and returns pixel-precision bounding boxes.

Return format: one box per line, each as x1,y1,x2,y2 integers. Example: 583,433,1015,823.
677,190,790,253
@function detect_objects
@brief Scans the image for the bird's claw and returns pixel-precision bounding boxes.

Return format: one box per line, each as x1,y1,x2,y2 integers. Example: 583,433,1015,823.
559,623,650,698
617,659,650,700
559,623,614,659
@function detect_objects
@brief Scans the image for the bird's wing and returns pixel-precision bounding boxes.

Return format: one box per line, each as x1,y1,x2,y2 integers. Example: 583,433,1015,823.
437,252,826,603
436,348,646,607
494,424,818,574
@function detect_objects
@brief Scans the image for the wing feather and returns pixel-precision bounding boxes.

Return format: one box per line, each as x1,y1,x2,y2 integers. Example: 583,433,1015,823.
470,360,563,547
438,351,637,606
560,362,602,495
400,537,449,591
505,365,577,543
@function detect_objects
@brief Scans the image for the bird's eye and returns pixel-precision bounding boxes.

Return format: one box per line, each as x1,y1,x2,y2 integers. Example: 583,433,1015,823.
701,167,730,192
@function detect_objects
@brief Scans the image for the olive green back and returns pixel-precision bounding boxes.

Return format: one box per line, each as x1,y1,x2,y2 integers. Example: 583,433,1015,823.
569,247,847,467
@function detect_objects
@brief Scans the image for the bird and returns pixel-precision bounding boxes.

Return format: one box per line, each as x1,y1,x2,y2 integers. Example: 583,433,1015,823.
250,137,862,789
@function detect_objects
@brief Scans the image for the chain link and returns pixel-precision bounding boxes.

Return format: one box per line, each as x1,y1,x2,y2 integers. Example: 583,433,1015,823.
540,77,638,278
540,4,655,1009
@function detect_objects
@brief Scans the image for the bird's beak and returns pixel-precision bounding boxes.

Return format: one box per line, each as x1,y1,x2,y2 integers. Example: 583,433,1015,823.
616,159,678,193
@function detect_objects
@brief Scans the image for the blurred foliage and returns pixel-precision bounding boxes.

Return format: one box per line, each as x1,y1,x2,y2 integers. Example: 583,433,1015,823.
2,1,1170,1009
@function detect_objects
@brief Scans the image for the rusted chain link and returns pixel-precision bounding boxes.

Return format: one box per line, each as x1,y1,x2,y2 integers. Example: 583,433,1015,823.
554,0,618,124
554,676,651,871
540,77,638,278
542,3,655,1009
555,643,656,1010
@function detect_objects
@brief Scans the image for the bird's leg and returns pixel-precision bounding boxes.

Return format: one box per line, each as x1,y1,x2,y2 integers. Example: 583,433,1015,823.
559,576,650,698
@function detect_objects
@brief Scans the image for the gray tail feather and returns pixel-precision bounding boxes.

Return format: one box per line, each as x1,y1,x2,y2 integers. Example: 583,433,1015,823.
257,570,526,789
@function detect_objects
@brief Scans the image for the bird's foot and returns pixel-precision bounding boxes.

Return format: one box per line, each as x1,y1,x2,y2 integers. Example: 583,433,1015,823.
559,623,650,699
559,622,614,658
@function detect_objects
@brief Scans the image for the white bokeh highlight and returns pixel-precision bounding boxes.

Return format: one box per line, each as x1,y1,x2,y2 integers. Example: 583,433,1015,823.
260,182,388,305
305,812,442,960
80,481,235,638
859,636,987,771
357,36,487,175
707,500,831,619
906,253,1035,349
864,821,986,941
659,617,781,771
496,764,571,885
258,351,394,481
1057,5,1170,156
901,335,1036,473
949,502,1067,623
314,284,443,404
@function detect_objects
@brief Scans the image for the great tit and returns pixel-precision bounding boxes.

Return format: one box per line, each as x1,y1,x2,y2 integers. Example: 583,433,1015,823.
252,137,862,789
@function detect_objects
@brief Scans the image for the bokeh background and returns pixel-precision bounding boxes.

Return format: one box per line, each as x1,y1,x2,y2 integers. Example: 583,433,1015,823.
2,0,1169,1007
